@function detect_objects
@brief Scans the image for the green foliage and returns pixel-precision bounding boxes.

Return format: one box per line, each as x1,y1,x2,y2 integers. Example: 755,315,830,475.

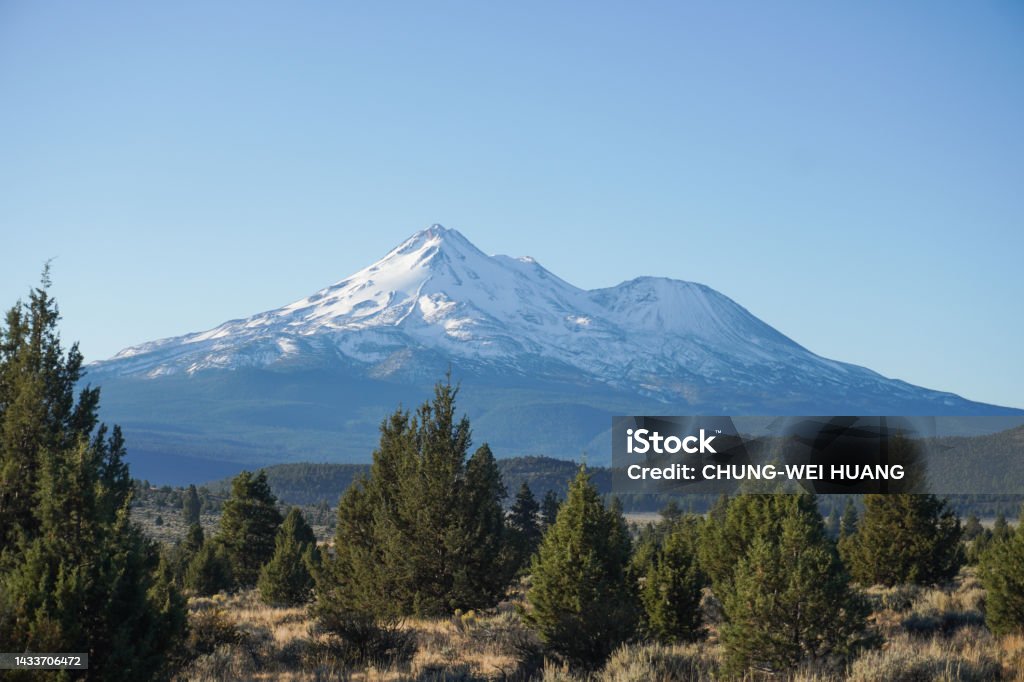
962,514,983,542
839,498,859,538
454,443,515,607
317,379,512,621
312,612,417,667
258,507,319,606
992,513,1012,542
182,483,201,526
639,516,705,644
508,481,542,575
524,467,639,670
698,493,820,595
185,540,233,597
0,271,101,550
717,494,870,675
841,494,963,586
979,508,1024,636
0,272,186,681
184,522,205,554
161,523,205,588
540,488,561,529
216,470,283,588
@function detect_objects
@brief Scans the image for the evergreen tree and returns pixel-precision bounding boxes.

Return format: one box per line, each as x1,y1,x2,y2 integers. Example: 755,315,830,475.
540,489,561,529
185,540,233,597
836,498,860,569
524,467,639,670
962,514,983,542
163,523,205,588
317,379,512,620
258,507,319,606
0,272,186,680
184,522,205,554
824,507,840,538
841,494,962,586
720,496,870,674
452,444,512,608
312,476,379,633
640,516,705,643
979,508,1024,636
182,483,201,526
217,470,283,588
992,513,1011,542
659,500,683,522
839,498,859,538
508,482,542,574
698,493,820,595
0,267,101,550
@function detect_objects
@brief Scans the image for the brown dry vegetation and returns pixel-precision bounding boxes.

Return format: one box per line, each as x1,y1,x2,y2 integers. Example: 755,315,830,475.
173,568,1024,682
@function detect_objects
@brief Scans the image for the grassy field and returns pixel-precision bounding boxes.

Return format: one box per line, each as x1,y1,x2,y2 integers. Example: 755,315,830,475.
172,568,1024,681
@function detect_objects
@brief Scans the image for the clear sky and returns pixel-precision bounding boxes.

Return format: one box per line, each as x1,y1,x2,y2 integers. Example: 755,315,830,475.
1,1,1021,408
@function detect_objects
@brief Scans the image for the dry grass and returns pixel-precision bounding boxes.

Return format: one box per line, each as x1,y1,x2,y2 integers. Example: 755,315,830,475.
175,572,1024,681
175,592,538,681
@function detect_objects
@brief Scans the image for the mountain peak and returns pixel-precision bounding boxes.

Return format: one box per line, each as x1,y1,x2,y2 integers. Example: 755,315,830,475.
384,224,484,263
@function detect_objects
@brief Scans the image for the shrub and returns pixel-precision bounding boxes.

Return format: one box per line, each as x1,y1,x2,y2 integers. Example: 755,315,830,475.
257,507,318,607
185,608,243,657
183,644,256,681
185,540,234,597
900,588,985,637
848,632,1001,682
864,577,929,610
598,642,716,681
978,509,1024,636
313,611,416,667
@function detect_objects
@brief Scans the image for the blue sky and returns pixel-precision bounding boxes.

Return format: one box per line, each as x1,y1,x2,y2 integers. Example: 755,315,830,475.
1,1,1021,408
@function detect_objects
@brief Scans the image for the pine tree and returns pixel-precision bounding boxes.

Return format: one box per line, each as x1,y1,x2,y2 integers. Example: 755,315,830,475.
992,513,1011,542
217,470,283,588
720,496,870,674
508,482,542,574
524,467,639,670
962,514,983,542
540,489,560,529
184,522,205,554
979,507,1024,636
839,498,859,538
0,267,101,550
317,379,513,620
841,494,962,586
640,516,705,643
258,507,319,606
824,507,840,538
659,500,683,522
182,483,201,526
836,498,860,569
185,540,234,597
0,271,186,680
452,443,513,608
698,493,820,595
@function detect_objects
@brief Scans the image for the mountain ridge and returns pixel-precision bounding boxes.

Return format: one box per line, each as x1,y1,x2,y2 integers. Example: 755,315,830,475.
92,225,983,409
87,225,1020,482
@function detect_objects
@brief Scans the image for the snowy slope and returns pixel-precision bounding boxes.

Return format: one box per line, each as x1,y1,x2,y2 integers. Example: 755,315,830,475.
90,225,986,411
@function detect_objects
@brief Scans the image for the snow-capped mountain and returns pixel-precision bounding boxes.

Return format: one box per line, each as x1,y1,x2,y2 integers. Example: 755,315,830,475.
88,225,1019,481
93,225,951,406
